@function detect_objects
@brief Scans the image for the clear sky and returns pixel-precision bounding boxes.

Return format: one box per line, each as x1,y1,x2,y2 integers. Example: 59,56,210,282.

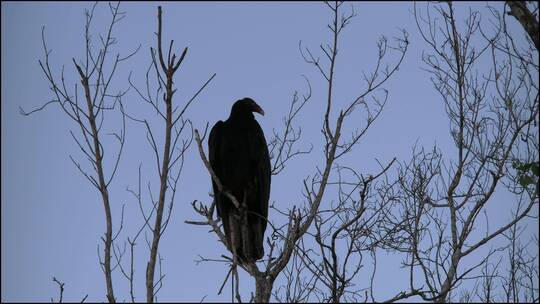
1,1,537,302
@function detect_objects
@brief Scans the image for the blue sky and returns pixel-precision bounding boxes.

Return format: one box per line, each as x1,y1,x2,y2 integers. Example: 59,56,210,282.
2,1,537,302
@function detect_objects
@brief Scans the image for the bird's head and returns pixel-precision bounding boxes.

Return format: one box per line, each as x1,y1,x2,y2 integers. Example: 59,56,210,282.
231,98,265,118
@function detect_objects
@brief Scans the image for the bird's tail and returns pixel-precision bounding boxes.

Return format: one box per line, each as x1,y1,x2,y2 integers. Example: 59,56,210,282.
223,211,264,264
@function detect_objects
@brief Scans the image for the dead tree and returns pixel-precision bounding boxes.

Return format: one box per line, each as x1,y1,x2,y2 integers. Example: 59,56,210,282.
500,223,539,302
187,2,408,302
277,160,402,302
381,2,539,302
21,3,137,302
495,4,540,301
123,6,216,303
272,2,411,301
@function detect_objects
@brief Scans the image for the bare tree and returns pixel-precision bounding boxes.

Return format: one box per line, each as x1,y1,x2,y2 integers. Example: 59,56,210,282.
26,3,216,302
117,5,216,303
21,3,138,302
282,159,403,302
500,223,539,302
187,1,408,302
379,2,539,302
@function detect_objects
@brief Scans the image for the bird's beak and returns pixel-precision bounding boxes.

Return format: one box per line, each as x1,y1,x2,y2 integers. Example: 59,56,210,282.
254,104,265,116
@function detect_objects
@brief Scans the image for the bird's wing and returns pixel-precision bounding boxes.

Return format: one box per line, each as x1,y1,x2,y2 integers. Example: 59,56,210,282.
209,120,224,218
251,121,271,226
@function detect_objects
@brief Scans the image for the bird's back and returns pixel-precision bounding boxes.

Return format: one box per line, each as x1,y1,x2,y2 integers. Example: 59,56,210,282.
220,118,264,199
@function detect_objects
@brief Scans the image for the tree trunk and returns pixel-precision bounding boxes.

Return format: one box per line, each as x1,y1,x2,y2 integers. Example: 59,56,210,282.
80,74,116,303
437,251,461,303
255,276,273,303
507,1,539,50
146,71,173,303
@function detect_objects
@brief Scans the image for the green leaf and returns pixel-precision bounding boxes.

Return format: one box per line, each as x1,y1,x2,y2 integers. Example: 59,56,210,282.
512,161,518,169
531,162,539,177
513,160,528,172
519,175,535,188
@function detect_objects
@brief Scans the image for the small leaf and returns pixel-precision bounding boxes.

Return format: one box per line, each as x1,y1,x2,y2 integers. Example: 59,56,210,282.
531,162,539,177
512,160,519,169
522,163,533,171
519,175,534,188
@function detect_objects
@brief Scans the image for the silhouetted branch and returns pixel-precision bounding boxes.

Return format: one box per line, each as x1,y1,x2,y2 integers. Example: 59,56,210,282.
268,76,313,175
51,277,65,303
26,2,136,302
388,2,539,302
190,2,408,302
124,6,214,302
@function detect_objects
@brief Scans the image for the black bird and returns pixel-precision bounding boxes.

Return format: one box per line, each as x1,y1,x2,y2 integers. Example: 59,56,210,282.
208,98,271,263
